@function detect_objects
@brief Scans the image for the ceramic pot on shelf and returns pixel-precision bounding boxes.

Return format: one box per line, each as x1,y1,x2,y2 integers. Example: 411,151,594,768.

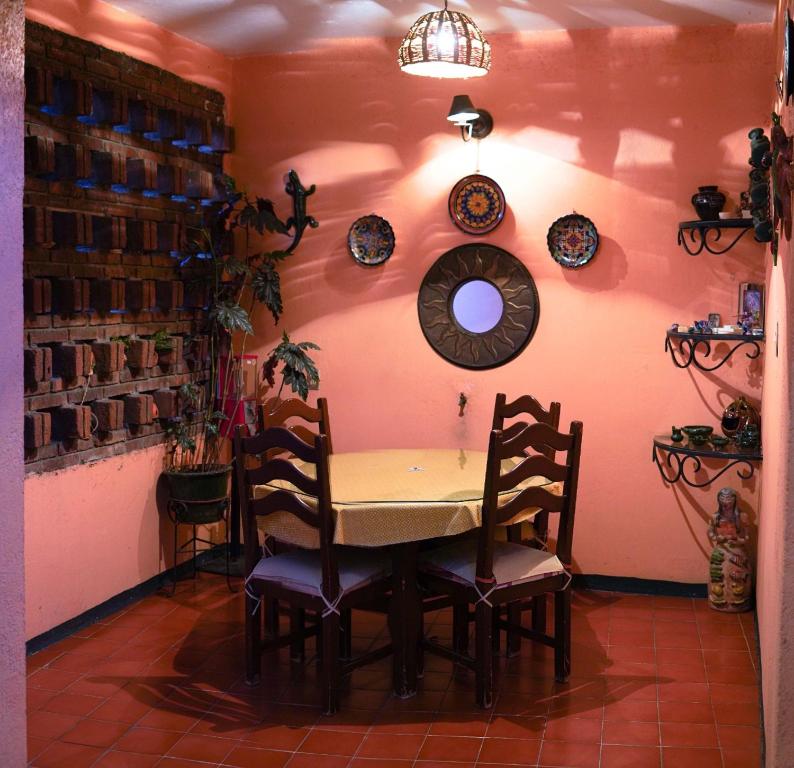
721,396,760,439
691,186,727,221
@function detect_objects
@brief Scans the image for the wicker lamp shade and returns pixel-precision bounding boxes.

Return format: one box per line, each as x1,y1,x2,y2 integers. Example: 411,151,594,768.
398,2,491,79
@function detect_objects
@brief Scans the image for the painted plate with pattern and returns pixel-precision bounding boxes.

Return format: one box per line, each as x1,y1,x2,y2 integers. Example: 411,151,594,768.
347,214,395,266
448,174,506,235
546,213,599,269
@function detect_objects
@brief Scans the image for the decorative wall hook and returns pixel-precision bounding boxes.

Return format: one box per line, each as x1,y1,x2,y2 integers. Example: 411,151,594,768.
458,392,468,416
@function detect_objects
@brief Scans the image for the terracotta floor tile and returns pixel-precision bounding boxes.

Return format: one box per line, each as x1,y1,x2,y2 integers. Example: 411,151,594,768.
168,732,236,762
712,701,760,726
478,736,542,765
721,748,761,768
27,688,56,712
602,720,659,746
239,723,310,750
357,733,425,760
287,753,350,768
538,739,600,768
418,735,484,762
158,759,218,768
486,716,545,740
40,690,105,717
27,735,52,762
658,701,714,724
543,717,602,743
656,682,710,702
660,721,718,748
27,667,85,691
716,724,762,750
606,645,655,664
600,744,662,768
136,705,203,732
92,750,161,767
369,711,431,735
27,710,82,741
298,729,364,756
430,713,491,737
602,700,658,723
222,745,292,768
349,760,413,768
416,762,474,768
61,718,130,747
31,740,105,768
114,726,184,755
660,747,722,768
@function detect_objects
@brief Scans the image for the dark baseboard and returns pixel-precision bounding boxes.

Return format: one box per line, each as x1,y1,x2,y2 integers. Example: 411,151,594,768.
573,573,708,598
26,546,234,656
28,566,708,656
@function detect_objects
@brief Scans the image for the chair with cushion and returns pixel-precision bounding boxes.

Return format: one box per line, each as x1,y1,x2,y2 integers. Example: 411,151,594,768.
418,419,583,708
491,392,561,653
233,424,391,714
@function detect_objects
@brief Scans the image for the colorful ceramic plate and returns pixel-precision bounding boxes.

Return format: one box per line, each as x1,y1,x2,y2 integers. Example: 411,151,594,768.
448,174,506,235
546,213,599,269
347,214,395,266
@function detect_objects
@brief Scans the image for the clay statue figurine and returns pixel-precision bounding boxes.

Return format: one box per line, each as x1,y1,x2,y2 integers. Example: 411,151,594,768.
707,487,752,613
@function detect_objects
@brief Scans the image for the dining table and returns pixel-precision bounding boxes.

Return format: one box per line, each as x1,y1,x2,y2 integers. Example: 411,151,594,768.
254,447,556,698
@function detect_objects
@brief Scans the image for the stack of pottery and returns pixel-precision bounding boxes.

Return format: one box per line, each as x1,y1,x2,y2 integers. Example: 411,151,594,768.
747,128,773,243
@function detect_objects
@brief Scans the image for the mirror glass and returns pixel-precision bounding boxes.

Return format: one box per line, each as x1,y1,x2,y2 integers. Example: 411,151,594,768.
452,279,504,334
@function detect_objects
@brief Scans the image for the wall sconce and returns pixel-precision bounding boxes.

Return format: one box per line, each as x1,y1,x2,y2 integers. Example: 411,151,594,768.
446,94,493,142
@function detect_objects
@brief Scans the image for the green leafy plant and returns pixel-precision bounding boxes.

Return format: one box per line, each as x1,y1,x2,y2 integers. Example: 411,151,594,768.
164,173,320,472
151,329,174,353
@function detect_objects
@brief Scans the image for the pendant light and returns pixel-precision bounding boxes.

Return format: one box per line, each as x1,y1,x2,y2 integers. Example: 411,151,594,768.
398,1,491,79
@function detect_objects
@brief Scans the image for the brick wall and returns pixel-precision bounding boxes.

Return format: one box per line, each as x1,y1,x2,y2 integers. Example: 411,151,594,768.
23,22,231,474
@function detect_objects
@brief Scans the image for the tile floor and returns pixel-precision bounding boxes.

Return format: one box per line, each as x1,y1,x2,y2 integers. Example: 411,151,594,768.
26,575,762,768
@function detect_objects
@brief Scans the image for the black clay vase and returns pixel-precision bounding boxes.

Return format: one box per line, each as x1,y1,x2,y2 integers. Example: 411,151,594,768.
691,185,726,221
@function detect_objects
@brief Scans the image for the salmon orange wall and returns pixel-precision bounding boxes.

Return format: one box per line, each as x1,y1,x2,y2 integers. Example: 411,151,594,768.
756,2,794,764
25,0,231,99
23,0,234,640
230,24,771,584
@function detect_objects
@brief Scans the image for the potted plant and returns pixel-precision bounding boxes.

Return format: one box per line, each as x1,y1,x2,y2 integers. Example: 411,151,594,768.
163,171,321,520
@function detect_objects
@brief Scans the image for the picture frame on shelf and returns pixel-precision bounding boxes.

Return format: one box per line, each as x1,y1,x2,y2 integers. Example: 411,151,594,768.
738,283,764,329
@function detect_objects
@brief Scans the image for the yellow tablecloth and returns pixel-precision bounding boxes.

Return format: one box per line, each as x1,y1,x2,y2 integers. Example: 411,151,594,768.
253,448,558,549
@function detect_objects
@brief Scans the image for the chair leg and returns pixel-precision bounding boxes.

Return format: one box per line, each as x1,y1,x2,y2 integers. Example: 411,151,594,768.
475,601,494,709
290,606,306,662
491,605,501,654
417,608,424,677
321,612,340,715
453,603,469,655
506,601,521,657
554,589,571,683
532,594,548,635
264,598,280,637
245,594,261,685
340,609,352,660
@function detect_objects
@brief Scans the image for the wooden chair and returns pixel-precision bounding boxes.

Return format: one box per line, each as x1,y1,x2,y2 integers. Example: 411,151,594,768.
491,392,561,653
233,424,392,714
257,396,340,650
418,419,583,708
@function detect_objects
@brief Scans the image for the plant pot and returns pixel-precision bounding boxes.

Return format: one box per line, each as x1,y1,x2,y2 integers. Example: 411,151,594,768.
164,464,231,524
691,186,726,221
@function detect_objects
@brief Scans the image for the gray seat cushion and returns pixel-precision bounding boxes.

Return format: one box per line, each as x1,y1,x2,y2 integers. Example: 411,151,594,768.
247,546,391,598
419,539,564,588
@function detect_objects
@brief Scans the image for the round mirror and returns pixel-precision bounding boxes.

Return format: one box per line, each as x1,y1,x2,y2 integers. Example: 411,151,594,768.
418,244,539,370
452,279,504,334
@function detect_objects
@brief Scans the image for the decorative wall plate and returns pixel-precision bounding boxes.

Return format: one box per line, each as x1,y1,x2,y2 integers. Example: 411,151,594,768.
448,174,506,235
417,244,539,370
546,212,599,269
347,214,395,266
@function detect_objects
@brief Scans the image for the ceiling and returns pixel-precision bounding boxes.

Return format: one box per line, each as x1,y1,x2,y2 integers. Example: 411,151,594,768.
105,0,776,56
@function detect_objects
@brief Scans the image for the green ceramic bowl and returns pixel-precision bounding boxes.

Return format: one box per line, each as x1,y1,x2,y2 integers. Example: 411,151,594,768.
710,435,730,448
682,425,714,438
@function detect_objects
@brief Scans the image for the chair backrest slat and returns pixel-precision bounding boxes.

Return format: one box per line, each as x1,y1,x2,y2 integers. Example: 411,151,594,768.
241,426,317,464
477,419,583,580
245,456,319,497
492,392,560,429
260,397,333,454
249,489,319,529
498,453,569,492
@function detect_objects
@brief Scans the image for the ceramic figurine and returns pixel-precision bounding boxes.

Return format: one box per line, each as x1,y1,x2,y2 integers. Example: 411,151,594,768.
707,487,752,613
736,423,760,449
671,426,683,442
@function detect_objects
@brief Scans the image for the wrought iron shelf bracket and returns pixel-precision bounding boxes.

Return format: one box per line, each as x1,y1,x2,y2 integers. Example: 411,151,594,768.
652,436,762,489
677,219,755,256
665,330,764,372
